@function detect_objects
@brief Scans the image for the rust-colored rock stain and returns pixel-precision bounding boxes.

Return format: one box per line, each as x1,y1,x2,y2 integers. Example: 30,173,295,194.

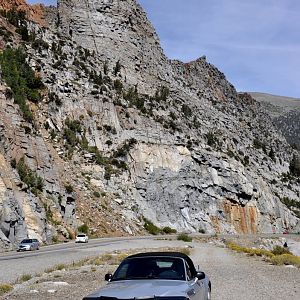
223,200,258,233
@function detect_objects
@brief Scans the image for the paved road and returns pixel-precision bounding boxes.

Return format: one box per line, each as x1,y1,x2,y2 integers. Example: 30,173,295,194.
0,236,166,283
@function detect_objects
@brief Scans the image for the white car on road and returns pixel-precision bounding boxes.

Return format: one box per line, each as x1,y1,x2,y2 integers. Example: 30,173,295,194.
75,234,89,243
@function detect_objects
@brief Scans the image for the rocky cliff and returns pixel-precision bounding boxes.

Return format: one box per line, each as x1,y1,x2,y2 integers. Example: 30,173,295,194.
0,0,299,250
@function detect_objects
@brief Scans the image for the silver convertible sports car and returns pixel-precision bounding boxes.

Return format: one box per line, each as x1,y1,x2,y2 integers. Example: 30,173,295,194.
83,252,211,300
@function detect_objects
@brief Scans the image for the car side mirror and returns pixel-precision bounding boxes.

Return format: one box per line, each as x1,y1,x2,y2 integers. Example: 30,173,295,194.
105,273,112,281
196,271,205,280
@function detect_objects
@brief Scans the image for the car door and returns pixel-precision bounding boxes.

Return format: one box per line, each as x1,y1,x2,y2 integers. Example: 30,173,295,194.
185,262,206,300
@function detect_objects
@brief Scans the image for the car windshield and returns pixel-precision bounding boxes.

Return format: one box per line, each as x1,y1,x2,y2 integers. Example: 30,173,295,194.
21,239,32,243
77,234,86,237
112,257,186,281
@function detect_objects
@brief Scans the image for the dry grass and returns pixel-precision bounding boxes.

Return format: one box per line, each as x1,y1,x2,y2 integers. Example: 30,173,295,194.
19,274,32,282
227,242,300,268
270,254,300,267
227,243,274,258
0,283,13,296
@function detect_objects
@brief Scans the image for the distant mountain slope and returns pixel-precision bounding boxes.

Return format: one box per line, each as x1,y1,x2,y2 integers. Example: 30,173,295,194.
249,92,300,149
249,92,300,114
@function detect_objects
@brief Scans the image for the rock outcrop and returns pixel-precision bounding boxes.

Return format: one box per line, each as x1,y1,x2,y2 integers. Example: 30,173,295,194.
0,0,47,26
0,0,299,250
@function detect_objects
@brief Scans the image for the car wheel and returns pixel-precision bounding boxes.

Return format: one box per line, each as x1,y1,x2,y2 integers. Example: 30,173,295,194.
207,286,211,300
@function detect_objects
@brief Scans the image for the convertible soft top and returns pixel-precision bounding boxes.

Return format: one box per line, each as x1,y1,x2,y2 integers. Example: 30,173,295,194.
126,252,197,276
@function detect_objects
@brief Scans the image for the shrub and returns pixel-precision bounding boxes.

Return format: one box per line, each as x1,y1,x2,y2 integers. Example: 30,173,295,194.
154,86,170,102
280,197,300,217
243,155,250,166
205,132,218,147
271,246,291,256
124,86,145,110
253,139,266,153
50,129,57,140
65,118,82,133
6,8,26,27
103,60,109,75
113,138,137,157
78,224,89,234
181,104,192,117
93,191,100,198
32,38,49,51
114,79,123,94
177,233,192,242
0,284,13,296
0,47,45,121
20,274,32,282
268,148,276,161
65,184,74,193
0,26,12,42
114,60,121,76
90,71,103,86
16,25,29,41
55,264,66,271
270,254,300,267
144,218,161,235
48,91,62,106
198,228,206,234
162,226,177,234
289,154,300,177
16,157,44,194
10,158,16,168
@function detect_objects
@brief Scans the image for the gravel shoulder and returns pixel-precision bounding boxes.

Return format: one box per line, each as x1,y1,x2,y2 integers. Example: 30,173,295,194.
1,239,299,300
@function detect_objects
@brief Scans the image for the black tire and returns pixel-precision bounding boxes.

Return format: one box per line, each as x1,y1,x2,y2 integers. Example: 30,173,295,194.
207,285,211,300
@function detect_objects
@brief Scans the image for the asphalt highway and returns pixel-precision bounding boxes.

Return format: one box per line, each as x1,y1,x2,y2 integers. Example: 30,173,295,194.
0,236,182,283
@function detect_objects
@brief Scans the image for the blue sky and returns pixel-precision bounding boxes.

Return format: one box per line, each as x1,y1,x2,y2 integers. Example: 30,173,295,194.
28,0,300,98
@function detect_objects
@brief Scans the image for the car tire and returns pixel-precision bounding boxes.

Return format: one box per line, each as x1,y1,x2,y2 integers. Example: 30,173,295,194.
207,285,211,300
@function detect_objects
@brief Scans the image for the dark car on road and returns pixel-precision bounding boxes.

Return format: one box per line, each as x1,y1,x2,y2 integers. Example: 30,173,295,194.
17,239,40,252
83,252,211,300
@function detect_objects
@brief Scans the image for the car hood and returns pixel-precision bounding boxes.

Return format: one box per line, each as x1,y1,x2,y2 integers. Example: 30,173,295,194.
86,280,188,298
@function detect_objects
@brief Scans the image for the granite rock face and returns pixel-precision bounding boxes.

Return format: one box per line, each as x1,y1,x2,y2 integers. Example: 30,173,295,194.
0,0,299,249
